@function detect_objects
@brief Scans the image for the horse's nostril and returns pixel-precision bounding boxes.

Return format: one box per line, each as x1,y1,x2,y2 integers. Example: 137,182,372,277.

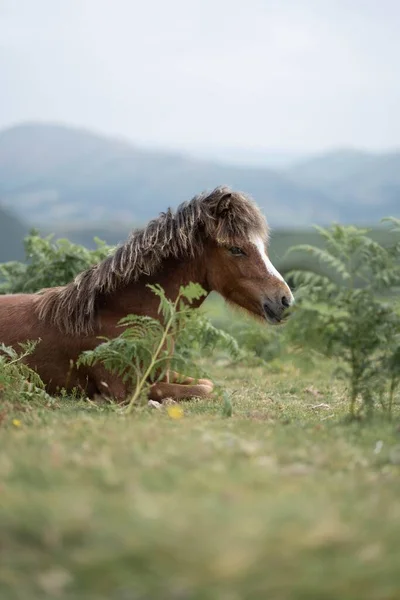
281,295,291,308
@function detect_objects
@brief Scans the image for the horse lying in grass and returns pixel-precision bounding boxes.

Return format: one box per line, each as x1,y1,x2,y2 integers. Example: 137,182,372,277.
0,186,294,402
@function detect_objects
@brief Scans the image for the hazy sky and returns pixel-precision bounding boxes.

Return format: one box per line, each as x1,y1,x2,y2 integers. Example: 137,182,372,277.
1,0,400,152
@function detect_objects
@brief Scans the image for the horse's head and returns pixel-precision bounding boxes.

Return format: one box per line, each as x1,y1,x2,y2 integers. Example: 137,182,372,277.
206,235,294,323
202,189,294,324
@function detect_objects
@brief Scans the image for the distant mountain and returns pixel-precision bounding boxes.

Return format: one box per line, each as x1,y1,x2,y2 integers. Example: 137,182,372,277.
184,146,304,168
0,206,27,262
0,123,335,227
286,149,376,186
0,123,398,230
286,149,400,221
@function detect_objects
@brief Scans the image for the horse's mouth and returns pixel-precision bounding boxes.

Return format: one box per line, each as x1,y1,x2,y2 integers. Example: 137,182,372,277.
263,303,283,324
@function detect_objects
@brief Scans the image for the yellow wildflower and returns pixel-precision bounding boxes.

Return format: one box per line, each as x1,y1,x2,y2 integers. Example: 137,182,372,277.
12,418,22,427
167,405,184,420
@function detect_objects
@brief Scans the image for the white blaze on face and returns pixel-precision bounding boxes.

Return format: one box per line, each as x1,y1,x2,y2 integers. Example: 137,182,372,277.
251,235,286,282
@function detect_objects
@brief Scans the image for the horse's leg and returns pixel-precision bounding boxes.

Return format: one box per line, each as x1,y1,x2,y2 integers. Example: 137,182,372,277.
155,344,214,397
148,380,214,402
165,370,214,389
88,364,129,403
88,365,214,404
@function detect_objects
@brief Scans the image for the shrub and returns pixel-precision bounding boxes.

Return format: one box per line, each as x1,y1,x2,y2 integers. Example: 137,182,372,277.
0,342,51,408
78,283,239,412
219,318,283,364
204,297,284,364
0,230,111,294
286,219,400,419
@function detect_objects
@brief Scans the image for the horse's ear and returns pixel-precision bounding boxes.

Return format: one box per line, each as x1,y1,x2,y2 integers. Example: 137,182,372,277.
215,192,232,217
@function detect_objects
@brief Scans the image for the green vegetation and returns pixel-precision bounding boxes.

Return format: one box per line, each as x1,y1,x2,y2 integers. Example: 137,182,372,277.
79,283,239,412
268,224,399,278
1,221,400,599
1,359,400,600
286,220,400,419
0,231,111,293
0,342,51,406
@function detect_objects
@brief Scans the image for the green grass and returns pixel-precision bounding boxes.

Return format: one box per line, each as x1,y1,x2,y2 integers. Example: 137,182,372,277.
1,356,400,600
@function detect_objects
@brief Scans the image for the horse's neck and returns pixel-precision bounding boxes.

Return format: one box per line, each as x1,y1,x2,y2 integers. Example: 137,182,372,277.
98,257,209,330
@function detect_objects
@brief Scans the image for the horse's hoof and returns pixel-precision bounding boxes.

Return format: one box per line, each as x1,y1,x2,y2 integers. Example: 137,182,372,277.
163,398,177,406
199,380,214,394
148,400,162,410
197,383,214,397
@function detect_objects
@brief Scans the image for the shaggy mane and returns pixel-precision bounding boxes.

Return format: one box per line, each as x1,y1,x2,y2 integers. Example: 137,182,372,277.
36,186,269,335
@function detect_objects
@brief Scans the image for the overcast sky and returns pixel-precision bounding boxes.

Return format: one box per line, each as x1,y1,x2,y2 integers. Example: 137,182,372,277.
1,0,399,153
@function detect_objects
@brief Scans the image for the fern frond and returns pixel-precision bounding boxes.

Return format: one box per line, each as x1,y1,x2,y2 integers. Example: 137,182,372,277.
287,245,351,281
381,216,400,232
180,282,207,304
0,341,50,402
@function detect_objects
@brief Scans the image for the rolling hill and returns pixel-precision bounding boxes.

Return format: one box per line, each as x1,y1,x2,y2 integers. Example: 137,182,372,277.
0,206,27,262
0,124,399,238
286,149,377,187
0,123,336,228
286,149,400,221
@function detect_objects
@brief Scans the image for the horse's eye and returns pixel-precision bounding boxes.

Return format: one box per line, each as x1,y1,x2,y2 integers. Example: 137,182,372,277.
229,246,245,256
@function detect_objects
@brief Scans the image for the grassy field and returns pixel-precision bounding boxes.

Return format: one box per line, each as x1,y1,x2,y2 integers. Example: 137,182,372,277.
1,353,400,600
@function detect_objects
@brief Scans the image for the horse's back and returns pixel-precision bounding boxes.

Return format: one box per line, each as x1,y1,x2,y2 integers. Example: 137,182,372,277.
0,293,44,345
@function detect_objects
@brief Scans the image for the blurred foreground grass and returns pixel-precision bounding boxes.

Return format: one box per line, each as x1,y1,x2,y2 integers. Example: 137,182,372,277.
1,355,400,600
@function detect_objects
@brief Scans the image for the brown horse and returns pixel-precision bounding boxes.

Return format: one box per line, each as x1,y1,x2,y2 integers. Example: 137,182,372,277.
0,186,293,402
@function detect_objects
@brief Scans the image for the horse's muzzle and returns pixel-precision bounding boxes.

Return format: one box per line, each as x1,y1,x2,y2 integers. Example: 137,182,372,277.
263,295,293,324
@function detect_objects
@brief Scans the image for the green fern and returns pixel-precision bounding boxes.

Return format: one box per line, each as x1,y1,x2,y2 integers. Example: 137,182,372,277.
287,221,400,292
0,342,52,405
286,220,400,419
78,283,239,412
287,244,351,282
0,230,112,294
